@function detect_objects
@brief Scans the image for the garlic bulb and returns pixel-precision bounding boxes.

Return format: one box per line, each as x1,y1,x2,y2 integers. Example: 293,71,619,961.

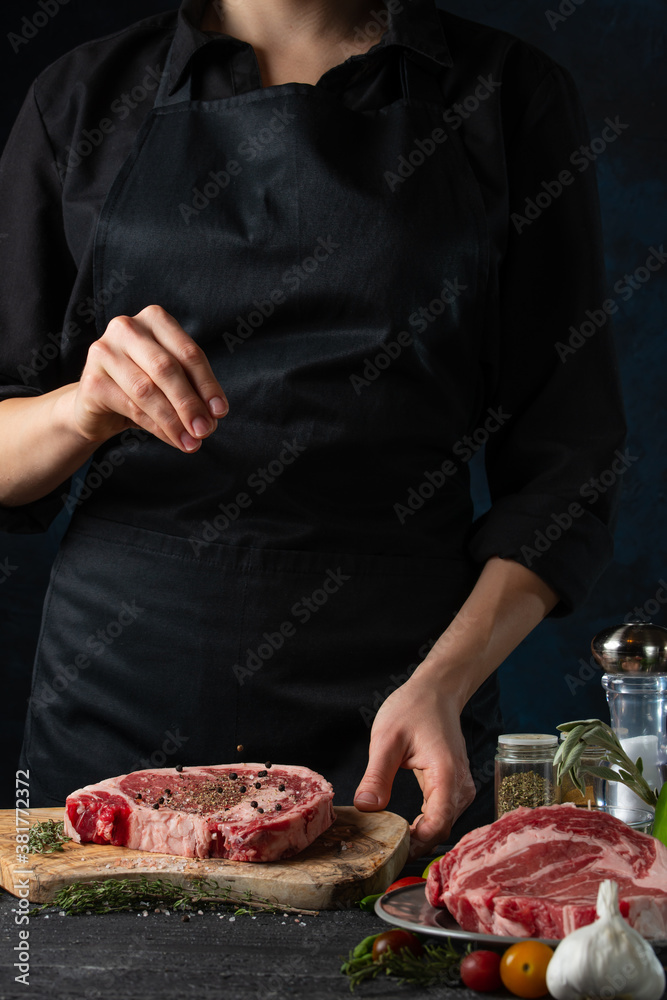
546,880,666,1000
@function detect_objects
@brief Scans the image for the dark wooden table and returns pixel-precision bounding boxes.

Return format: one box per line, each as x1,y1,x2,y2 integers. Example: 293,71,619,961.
3,857,666,1000
0,854,472,1000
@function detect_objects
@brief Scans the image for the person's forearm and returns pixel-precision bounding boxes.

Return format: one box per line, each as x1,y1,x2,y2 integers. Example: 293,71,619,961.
352,555,561,852
0,386,101,507
413,555,560,704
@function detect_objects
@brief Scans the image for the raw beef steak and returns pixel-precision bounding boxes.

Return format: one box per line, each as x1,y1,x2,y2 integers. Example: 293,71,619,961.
64,763,335,861
426,804,667,939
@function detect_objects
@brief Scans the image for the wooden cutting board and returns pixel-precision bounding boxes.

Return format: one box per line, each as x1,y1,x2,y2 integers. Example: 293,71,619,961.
0,806,409,911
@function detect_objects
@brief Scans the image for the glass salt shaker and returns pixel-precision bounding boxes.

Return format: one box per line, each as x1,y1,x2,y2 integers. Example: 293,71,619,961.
592,621,667,811
494,734,558,819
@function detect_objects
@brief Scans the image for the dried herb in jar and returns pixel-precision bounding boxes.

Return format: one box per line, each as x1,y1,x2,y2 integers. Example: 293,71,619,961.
497,770,555,816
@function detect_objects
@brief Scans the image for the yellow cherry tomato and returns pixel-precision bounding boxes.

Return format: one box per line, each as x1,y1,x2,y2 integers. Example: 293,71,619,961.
499,941,554,998
421,854,445,878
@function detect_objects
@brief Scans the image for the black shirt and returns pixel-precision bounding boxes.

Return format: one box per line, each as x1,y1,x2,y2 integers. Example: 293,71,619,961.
0,0,627,613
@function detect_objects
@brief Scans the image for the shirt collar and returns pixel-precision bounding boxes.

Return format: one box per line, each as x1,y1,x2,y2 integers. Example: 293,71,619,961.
165,0,453,96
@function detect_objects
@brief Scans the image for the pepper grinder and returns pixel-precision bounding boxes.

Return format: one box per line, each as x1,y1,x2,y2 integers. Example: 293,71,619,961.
592,621,667,810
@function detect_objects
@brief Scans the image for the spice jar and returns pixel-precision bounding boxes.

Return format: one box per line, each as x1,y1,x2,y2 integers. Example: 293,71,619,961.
494,734,558,819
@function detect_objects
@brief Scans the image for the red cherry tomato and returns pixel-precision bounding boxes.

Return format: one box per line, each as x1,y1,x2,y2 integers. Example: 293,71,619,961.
460,950,503,992
384,876,427,893
371,929,424,961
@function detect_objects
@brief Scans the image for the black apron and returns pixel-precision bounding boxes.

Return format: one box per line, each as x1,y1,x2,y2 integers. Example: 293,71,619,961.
21,39,502,839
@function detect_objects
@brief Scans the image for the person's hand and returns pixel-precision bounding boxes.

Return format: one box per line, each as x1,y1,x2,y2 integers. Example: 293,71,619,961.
71,304,228,451
353,667,476,859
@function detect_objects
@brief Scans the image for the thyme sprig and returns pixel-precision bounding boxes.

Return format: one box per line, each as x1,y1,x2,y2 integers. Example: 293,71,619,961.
341,935,466,991
32,875,316,917
556,719,659,808
27,819,72,854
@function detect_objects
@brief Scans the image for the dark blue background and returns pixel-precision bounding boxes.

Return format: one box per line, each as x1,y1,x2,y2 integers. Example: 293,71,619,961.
0,1,664,807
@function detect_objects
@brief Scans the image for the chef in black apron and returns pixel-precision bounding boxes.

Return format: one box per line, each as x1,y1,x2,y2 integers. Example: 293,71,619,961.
0,0,626,853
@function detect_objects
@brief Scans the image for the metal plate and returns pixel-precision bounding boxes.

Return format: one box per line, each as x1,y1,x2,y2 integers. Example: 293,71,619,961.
375,884,667,952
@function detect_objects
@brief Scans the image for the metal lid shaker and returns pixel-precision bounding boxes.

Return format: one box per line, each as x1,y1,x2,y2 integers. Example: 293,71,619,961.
592,621,667,810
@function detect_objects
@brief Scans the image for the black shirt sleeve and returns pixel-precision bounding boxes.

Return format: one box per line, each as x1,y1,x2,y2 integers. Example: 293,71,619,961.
468,63,628,615
0,81,78,532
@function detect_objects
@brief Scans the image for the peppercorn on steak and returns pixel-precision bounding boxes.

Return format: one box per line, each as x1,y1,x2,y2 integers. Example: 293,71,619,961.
64,763,335,861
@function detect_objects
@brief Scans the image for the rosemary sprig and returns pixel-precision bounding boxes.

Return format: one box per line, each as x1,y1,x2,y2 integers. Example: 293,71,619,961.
27,819,72,854
341,936,465,991
556,719,659,808
32,875,315,917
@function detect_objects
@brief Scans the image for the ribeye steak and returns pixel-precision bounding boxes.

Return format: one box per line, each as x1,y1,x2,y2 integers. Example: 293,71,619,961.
64,763,335,861
426,804,667,939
